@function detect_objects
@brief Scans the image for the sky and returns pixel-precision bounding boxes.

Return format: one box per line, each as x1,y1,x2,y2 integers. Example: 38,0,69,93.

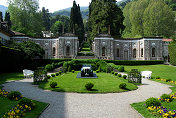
0,0,122,13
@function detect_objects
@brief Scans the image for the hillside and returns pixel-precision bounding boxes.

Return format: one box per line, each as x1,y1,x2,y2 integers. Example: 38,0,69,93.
0,5,8,18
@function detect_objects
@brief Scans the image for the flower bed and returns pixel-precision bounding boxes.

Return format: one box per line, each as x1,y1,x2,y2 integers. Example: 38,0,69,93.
0,89,9,98
156,78,176,85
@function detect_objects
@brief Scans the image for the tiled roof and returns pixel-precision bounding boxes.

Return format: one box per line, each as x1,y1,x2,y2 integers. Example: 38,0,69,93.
162,39,173,42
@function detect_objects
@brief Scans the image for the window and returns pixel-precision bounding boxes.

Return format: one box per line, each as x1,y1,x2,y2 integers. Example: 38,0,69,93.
117,48,120,57
66,46,70,56
152,48,155,57
141,48,143,57
53,47,56,56
102,47,105,56
133,49,136,58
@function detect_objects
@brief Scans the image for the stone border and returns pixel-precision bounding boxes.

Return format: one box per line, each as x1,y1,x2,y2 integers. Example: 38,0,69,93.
130,104,144,118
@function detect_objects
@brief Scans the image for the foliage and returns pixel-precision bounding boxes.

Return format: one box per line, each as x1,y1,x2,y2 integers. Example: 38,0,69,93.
56,72,59,76
96,70,99,73
160,94,173,102
59,71,62,75
42,7,50,31
34,67,47,83
118,66,124,72
156,76,160,79
47,75,51,79
63,61,69,72
111,71,114,74
45,64,54,71
68,65,72,72
85,82,94,91
72,70,75,73
119,83,127,89
145,97,161,107
19,97,35,108
118,74,122,77
114,72,118,76
8,91,22,100
51,74,56,77
169,40,176,65
88,0,125,42
123,75,127,79
106,64,113,73
166,79,172,82
50,82,57,88
8,0,44,37
4,12,11,28
51,20,63,37
128,69,142,83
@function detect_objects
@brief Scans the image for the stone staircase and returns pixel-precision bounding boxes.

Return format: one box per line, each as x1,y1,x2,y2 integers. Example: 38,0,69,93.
75,56,97,59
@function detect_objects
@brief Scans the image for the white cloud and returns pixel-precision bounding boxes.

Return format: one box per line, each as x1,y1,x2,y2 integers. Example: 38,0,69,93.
0,0,8,7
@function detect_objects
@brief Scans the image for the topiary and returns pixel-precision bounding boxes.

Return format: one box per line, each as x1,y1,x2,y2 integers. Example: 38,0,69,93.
50,82,57,88
166,79,172,82
51,73,56,77
160,94,173,102
19,97,35,109
72,70,75,73
118,66,124,72
111,71,114,74
119,83,127,89
114,72,118,76
156,76,160,79
145,97,161,107
68,65,72,72
85,82,94,91
47,75,51,79
96,70,99,73
59,71,62,75
56,72,59,76
118,74,122,77
8,91,22,100
123,75,127,79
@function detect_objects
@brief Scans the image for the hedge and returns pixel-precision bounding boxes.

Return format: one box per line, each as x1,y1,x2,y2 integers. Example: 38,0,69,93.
105,60,164,65
168,40,176,65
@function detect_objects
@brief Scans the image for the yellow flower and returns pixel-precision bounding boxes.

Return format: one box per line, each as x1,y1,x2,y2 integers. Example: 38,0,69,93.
15,109,20,114
25,105,28,109
10,111,15,116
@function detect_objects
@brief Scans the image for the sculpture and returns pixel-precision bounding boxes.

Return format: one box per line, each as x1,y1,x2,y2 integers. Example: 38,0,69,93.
81,64,93,77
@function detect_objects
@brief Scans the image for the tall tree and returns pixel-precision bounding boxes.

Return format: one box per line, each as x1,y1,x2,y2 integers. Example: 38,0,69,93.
69,1,85,45
4,12,11,28
88,0,125,42
51,21,63,36
42,7,50,31
8,0,44,37
0,11,3,22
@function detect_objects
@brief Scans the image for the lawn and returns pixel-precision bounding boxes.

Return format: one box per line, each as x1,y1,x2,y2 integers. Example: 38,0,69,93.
124,65,176,81
39,72,138,93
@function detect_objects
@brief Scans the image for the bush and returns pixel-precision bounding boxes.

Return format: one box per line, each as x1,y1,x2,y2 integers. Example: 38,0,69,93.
114,72,118,76
145,97,161,107
156,76,160,79
118,66,124,72
8,91,22,100
151,76,155,79
72,70,75,73
50,82,57,88
51,73,56,77
45,64,54,71
118,74,122,77
111,71,114,74
166,79,172,82
85,83,94,91
96,70,99,73
123,75,127,79
160,94,173,102
47,75,51,79
56,72,59,76
119,83,127,89
68,65,72,72
19,98,35,109
59,71,62,75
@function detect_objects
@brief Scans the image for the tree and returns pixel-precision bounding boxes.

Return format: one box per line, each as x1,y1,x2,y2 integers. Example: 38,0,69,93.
51,21,63,37
69,1,85,45
42,7,50,31
169,39,176,65
88,0,125,42
4,12,11,28
8,0,44,37
0,11,3,22
143,0,175,37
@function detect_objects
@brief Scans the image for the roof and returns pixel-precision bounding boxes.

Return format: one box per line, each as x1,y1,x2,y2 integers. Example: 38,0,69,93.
12,31,26,36
162,39,173,42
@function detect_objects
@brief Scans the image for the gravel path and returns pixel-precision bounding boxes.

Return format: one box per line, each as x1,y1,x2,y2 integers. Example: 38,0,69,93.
3,79,172,118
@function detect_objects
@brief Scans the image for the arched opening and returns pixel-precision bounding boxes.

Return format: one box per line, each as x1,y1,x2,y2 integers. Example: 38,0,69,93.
102,47,105,56
133,49,136,58
66,46,70,56
141,48,143,57
152,48,155,57
117,48,120,57
53,47,56,56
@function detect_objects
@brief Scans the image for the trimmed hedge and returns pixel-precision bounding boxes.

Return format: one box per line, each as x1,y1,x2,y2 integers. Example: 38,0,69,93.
168,40,176,65
105,60,164,65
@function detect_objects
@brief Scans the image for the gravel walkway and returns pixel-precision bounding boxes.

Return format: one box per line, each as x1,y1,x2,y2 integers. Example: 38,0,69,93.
3,79,172,118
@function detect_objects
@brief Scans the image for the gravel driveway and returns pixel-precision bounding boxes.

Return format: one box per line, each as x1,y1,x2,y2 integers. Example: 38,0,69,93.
3,79,172,118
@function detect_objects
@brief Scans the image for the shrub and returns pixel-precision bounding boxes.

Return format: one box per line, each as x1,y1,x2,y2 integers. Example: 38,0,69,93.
96,70,99,73
118,66,124,72
72,70,75,73
85,83,94,91
56,72,59,76
114,72,118,76
47,75,51,79
118,74,122,77
19,98,35,109
68,65,72,72
151,76,155,79
50,82,57,88
145,97,161,107
166,79,172,82
111,71,114,74
119,83,127,89
8,91,22,100
156,76,160,79
45,64,54,71
123,75,127,79
51,73,56,77
160,94,173,102
59,71,62,75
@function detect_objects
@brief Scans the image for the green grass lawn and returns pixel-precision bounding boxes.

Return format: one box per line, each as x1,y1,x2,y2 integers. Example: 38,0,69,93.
124,65,176,81
39,72,138,93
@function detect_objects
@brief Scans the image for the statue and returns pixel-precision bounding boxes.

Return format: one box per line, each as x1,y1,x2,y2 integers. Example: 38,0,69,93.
81,64,93,77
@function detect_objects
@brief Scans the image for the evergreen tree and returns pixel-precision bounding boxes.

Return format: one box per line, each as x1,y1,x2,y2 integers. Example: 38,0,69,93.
42,7,50,31
69,1,85,45
0,11,3,22
4,12,12,28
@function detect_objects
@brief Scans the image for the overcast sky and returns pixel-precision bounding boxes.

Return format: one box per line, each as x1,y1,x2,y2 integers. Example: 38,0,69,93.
0,0,122,13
